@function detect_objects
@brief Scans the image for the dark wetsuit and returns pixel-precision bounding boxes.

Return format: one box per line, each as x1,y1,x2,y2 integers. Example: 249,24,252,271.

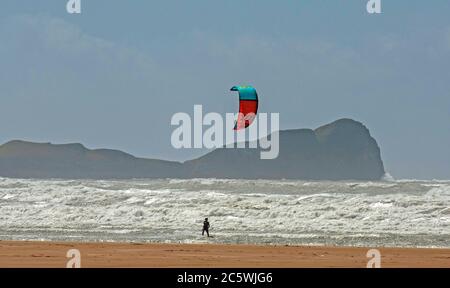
202,220,210,237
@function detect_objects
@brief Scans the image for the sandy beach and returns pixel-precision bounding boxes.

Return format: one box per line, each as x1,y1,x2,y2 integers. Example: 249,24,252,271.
0,241,449,268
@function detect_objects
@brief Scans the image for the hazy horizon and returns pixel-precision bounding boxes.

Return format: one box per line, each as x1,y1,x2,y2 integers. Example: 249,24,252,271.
1,1,449,179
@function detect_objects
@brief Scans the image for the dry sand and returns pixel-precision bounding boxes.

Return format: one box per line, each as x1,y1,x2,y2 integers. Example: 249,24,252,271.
0,241,449,268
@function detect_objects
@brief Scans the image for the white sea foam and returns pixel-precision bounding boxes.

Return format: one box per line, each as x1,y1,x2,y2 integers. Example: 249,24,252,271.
0,177,448,247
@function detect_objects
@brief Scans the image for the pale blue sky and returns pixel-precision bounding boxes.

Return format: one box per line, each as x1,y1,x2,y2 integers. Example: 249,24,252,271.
0,1,449,179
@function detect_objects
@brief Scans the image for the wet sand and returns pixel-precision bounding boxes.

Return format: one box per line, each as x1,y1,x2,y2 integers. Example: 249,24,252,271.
0,241,449,268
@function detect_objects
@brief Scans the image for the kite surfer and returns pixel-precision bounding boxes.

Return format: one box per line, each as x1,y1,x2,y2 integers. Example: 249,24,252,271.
202,218,210,237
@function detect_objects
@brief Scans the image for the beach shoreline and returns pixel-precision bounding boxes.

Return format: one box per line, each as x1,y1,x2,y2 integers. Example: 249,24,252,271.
0,240,449,268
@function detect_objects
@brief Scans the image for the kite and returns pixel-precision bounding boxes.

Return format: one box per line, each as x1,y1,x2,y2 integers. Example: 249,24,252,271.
230,86,259,130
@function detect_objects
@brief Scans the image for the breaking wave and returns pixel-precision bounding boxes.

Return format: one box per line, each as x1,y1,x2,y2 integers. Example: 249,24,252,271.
0,177,449,248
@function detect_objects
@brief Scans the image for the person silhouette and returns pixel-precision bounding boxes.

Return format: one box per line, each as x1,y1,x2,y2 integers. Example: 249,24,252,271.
202,218,210,237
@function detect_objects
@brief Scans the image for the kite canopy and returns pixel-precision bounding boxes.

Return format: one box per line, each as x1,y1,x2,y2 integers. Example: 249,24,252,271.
231,86,259,130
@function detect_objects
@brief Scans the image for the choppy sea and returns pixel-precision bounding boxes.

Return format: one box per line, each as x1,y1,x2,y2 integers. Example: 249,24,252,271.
0,177,449,248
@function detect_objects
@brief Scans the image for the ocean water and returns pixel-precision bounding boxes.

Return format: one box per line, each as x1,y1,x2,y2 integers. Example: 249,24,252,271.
0,177,449,248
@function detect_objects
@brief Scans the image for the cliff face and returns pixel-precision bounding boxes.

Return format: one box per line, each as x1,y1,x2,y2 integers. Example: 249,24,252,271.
184,119,385,180
0,119,385,180
313,119,385,180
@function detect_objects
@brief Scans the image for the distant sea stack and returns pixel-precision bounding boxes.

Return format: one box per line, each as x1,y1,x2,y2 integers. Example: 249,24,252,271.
0,119,385,180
